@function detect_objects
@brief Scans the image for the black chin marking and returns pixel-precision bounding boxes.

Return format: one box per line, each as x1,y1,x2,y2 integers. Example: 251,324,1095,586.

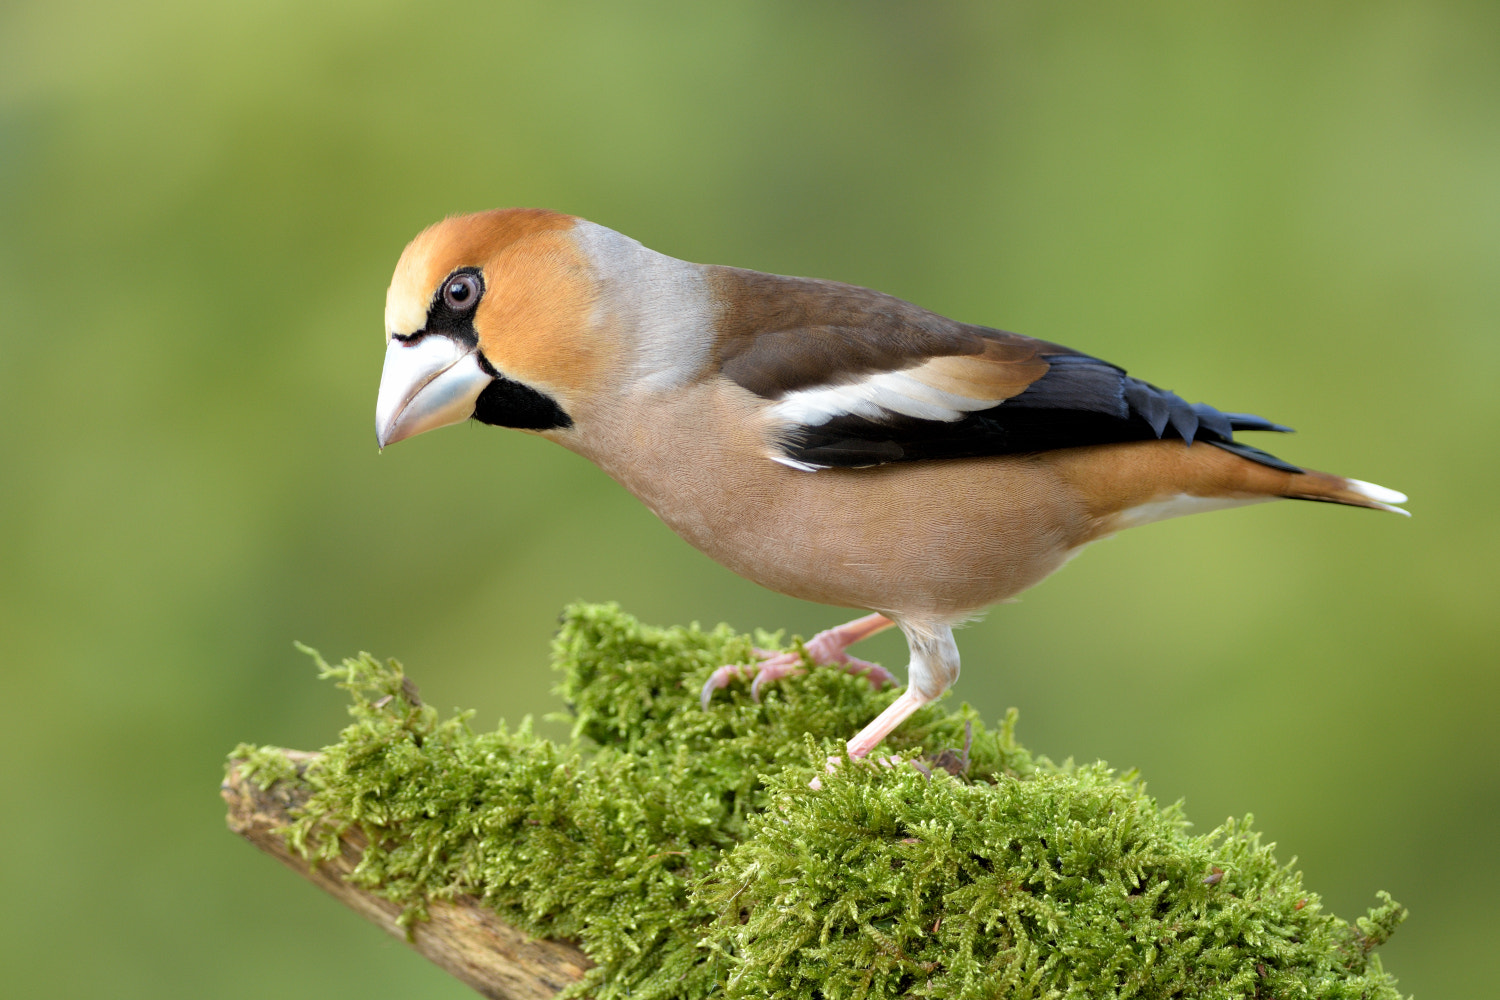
472,369,573,431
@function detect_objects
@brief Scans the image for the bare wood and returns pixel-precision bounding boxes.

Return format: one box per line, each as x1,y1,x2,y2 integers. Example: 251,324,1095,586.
222,751,593,1000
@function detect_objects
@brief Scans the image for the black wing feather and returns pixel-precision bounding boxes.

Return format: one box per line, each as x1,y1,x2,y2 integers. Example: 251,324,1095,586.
782,347,1299,472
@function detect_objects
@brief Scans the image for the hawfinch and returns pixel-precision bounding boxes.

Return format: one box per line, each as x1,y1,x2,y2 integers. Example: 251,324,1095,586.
375,208,1407,760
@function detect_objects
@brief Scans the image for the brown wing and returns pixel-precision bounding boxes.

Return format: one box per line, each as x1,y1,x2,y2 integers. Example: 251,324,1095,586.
706,265,1296,471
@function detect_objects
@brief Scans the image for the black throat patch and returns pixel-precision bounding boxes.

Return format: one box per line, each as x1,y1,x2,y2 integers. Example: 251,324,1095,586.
472,356,573,431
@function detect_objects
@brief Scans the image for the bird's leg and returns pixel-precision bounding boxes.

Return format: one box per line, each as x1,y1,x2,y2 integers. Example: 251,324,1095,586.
699,613,896,709
841,622,960,760
843,688,932,759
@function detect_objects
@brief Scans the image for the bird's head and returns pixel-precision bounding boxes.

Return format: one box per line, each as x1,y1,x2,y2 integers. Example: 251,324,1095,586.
375,208,610,448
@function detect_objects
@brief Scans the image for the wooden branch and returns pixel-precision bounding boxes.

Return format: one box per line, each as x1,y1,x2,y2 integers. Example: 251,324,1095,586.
222,751,593,1000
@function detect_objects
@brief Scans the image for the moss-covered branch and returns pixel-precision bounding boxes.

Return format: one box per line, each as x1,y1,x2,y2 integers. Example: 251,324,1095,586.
226,603,1407,999
222,751,593,998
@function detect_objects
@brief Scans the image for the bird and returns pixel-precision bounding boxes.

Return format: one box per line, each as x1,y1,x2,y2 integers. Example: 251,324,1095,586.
375,207,1407,761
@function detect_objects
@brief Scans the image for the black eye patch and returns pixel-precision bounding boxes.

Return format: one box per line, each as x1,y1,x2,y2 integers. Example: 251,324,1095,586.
420,267,486,348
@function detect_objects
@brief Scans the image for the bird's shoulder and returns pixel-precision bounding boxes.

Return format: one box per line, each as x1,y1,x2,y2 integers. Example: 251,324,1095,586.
706,265,1061,397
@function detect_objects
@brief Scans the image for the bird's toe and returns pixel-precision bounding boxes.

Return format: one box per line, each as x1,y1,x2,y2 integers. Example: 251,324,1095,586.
699,664,746,710
748,651,807,701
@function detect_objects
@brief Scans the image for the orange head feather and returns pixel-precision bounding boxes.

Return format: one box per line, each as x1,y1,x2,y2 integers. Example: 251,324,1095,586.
385,208,612,399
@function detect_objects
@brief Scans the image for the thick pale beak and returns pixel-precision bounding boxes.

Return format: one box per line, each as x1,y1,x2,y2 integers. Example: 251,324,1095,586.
375,336,494,448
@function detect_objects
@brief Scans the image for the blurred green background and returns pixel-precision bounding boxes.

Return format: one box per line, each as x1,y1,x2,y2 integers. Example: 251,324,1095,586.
2,2,1495,996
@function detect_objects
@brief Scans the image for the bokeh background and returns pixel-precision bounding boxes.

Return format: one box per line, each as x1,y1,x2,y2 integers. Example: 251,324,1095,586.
2,2,1496,997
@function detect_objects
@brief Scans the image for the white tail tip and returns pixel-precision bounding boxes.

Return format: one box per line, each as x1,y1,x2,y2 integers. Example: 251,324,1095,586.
1347,478,1410,515
1347,479,1407,504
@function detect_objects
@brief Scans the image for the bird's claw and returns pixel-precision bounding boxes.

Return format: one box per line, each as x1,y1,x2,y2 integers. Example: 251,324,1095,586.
700,646,892,709
699,664,746,710
701,614,897,709
699,650,807,708
749,650,807,701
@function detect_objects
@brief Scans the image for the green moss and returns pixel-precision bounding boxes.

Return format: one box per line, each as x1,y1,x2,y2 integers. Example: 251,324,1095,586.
233,603,1406,999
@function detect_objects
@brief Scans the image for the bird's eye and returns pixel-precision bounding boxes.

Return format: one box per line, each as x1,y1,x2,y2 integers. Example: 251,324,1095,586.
442,272,482,311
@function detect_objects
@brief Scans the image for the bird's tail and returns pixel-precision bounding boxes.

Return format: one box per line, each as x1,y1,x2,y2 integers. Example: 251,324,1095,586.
1202,442,1410,516
1204,432,1409,515
1053,439,1410,533
1276,467,1409,515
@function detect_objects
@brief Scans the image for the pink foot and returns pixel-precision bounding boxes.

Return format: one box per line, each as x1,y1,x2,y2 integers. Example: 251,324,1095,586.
699,613,897,709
